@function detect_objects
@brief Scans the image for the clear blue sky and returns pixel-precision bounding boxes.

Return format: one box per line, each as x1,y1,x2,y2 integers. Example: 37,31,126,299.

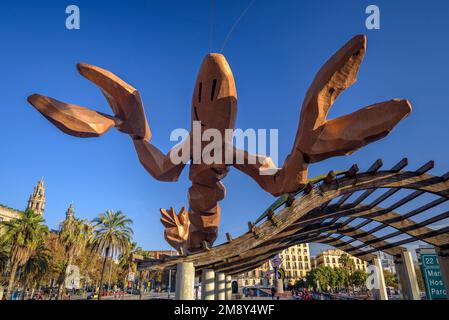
1,0,449,256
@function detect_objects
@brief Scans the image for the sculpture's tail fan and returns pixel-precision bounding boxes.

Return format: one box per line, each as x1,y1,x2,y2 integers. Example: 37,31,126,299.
160,207,189,228
160,207,190,252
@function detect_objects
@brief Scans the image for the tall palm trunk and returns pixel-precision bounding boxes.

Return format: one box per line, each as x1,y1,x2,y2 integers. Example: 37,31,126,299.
21,279,30,300
57,255,73,300
6,261,19,300
30,283,36,299
349,269,354,294
98,247,110,300
49,277,53,300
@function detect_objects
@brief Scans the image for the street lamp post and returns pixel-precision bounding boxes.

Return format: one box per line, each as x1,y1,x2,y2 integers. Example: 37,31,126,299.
168,269,172,299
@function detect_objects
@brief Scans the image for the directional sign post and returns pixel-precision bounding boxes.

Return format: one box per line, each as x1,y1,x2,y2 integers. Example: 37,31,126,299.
420,253,447,300
270,254,283,269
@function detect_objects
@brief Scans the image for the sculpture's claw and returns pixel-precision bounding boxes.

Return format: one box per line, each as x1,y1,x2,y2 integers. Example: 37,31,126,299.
27,94,118,137
298,34,366,139
160,207,190,253
308,99,412,162
77,63,151,141
296,34,412,162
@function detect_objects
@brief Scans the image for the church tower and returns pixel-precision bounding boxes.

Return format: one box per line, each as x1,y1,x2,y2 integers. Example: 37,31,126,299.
65,203,75,220
27,178,46,215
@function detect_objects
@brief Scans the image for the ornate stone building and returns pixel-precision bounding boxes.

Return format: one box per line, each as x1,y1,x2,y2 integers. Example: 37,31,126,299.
236,261,271,288
237,243,312,288
315,249,368,271
281,243,312,282
0,179,46,223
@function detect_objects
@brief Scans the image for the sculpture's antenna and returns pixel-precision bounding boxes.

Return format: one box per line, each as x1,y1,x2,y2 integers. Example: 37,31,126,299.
220,0,257,53
209,0,215,53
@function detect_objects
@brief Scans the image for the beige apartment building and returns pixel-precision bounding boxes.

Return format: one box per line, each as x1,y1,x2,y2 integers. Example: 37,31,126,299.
315,249,368,271
237,243,312,287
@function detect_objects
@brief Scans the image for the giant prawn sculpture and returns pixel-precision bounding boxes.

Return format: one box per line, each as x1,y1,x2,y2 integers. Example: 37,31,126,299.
28,35,411,253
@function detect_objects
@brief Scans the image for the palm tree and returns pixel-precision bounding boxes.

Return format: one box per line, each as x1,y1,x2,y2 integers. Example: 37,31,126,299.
20,243,50,299
91,210,133,300
0,241,9,275
118,242,141,288
0,241,10,290
57,217,92,299
1,209,48,299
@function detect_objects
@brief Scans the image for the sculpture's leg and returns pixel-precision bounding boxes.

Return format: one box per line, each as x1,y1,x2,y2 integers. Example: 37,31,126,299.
232,148,308,197
233,34,411,197
133,139,187,182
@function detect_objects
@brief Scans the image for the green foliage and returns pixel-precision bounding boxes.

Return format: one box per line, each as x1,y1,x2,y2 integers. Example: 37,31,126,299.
351,270,368,287
56,217,93,298
295,278,307,289
0,241,10,284
21,243,51,287
91,210,133,258
333,267,348,289
306,267,329,291
306,266,366,292
1,209,49,298
383,269,398,289
1,209,49,266
90,210,133,299
59,217,92,261
0,207,137,299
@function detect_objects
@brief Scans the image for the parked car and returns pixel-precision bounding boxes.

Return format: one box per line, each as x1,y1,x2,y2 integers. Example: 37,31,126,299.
87,293,98,300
